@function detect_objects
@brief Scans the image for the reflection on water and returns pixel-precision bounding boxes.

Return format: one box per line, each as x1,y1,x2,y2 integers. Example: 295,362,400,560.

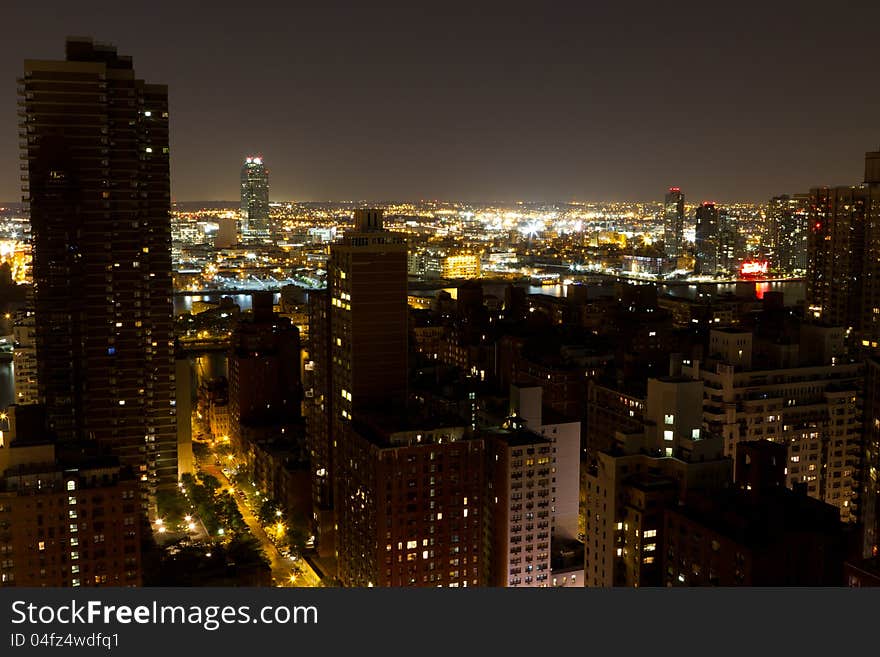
424,280,805,306
174,293,280,316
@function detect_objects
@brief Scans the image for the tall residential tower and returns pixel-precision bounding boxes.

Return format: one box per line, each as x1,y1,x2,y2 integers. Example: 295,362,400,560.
240,156,270,242
663,187,685,262
20,38,177,508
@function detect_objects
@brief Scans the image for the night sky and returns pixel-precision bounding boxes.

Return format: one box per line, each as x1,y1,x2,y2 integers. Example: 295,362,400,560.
3,0,880,204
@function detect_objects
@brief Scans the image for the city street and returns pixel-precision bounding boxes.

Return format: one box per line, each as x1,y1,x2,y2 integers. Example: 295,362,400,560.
194,449,321,587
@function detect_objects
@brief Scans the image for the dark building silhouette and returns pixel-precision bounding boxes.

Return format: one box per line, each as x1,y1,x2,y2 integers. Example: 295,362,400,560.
806,150,880,349
21,38,176,509
306,209,408,557
228,291,301,450
694,201,719,275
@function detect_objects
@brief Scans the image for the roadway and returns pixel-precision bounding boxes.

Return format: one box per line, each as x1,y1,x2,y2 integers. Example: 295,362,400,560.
194,449,321,587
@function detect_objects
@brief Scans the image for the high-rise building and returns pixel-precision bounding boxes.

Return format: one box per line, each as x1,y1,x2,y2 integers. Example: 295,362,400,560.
486,424,553,587
663,187,685,261
682,327,864,523
767,194,809,274
240,156,270,243
806,151,880,349
12,295,37,406
20,38,176,509
306,208,408,556
509,385,581,542
336,417,486,587
717,207,738,273
694,201,719,275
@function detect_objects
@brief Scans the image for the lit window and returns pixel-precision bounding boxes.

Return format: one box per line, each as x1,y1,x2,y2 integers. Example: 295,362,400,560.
67,481,76,492
664,414,674,425
406,540,417,550
691,429,700,439
665,448,673,457
38,541,45,551
644,543,656,552
663,430,674,441
644,529,657,538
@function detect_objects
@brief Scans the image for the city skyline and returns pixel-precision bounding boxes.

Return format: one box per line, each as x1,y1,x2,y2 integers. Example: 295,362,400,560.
3,12,880,595
3,2,880,203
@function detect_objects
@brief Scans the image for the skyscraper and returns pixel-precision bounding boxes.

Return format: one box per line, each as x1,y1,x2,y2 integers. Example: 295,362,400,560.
767,194,809,274
694,201,719,275
240,156,270,242
806,151,880,349
663,187,685,262
20,38,176,509
306,208,408,556
717,207,739,273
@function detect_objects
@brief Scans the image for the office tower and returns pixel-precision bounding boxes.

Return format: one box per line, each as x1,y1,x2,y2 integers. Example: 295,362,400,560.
306,209,408,555
20,38,176,508
0,407,143,587
767,194,809,274
682,327,863,523
336,417,486,587
694,201,719,275
228,291,301,450
807,150,880,349
240,156,270,242
663,187,685,261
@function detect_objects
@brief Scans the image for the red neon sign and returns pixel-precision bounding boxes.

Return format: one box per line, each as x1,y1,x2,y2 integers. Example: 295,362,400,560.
740,260,769,277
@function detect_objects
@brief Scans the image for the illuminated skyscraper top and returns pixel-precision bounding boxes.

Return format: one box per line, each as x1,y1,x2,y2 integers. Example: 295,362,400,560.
240,155,270,242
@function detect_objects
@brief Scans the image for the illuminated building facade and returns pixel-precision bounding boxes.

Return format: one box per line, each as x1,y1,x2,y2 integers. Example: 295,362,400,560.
240,156,270,242
663,187,685,260
440,253,481,279
336,419,485,587
807,151,880,350
682,327,864,523
21,38,177,509
768,194,809,274
486,424,553,587
694,202,719,275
